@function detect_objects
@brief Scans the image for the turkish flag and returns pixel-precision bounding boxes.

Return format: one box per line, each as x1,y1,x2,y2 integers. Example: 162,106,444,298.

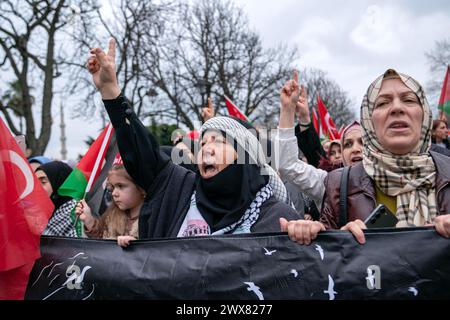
0,118,54,299
224,95,250,122
317,94,340,140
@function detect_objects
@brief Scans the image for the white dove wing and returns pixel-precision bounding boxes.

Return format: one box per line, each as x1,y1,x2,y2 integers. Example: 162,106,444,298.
75,266,92,284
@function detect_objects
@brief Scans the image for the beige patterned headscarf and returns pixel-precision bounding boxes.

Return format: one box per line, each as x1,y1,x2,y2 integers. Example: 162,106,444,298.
360,69,437,227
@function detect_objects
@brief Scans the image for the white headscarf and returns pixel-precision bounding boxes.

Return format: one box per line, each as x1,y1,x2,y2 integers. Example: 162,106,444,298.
201,117,288,203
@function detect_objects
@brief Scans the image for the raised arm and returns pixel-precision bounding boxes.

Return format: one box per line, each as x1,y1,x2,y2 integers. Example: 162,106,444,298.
87,39,169,192
293,83,326,168
276,71,327,208
278,70,300,129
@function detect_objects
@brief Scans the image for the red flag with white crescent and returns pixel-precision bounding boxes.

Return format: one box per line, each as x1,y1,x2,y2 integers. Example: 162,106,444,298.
0,118,54,299
317,94,340,140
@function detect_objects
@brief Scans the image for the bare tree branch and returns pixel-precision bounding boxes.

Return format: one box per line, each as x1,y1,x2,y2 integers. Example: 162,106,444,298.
0,101,20,135
426,38,450,108
0,0,100,155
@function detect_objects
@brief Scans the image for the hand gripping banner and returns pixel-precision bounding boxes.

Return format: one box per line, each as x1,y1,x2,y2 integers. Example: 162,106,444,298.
25,228,450,300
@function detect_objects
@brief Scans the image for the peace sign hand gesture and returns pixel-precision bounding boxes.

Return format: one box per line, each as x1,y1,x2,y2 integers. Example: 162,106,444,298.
87,38,121,99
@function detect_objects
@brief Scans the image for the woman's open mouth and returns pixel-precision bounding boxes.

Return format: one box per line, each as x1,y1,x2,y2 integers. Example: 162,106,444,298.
350,156,362,164
388,121,409,131
201,163,218,178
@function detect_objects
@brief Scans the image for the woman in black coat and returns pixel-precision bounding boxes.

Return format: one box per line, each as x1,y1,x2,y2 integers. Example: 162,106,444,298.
86,39,299,239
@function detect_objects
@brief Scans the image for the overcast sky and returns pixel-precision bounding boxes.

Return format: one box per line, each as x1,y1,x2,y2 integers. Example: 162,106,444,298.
41,0,450,160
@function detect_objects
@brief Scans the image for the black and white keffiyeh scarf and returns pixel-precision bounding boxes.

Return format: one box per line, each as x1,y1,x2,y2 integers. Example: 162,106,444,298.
42,199,78,237
211,183,273,235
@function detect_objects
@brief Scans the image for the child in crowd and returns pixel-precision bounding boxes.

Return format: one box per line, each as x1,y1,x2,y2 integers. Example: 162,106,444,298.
75,154,146,247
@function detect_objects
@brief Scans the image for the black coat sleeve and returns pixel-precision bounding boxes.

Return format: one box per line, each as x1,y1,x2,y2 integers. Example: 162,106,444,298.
295,124,326,168
103,94,170,192
251,196,303,233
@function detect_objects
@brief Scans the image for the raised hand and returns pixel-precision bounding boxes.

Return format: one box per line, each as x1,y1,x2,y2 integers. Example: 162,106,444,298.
201,97,215,122
87,38,121,99
279,70,300,128
280,70,300,112
296,84,310,124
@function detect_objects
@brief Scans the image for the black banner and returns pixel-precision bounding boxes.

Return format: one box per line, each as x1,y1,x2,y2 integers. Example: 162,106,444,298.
25,228,450,300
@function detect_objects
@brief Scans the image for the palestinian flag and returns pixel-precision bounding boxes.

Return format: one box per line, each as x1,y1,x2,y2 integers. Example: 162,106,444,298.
58,124,115,236
438,66,450,120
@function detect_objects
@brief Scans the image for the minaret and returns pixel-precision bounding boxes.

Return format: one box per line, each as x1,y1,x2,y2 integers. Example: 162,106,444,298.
60,103,67,160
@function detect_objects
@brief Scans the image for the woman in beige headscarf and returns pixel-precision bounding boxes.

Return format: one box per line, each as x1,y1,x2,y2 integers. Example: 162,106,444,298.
321,69,450,243
282,69,450,245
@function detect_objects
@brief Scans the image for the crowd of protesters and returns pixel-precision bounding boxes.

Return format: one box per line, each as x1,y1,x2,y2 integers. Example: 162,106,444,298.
20,38,450,248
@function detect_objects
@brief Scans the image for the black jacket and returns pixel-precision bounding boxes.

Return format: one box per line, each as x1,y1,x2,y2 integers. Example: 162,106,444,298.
104,95,300,239
295,124,326,168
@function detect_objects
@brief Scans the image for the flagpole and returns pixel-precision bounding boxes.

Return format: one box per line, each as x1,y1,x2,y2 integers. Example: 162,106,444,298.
84,123,113,195
74,123,113,229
